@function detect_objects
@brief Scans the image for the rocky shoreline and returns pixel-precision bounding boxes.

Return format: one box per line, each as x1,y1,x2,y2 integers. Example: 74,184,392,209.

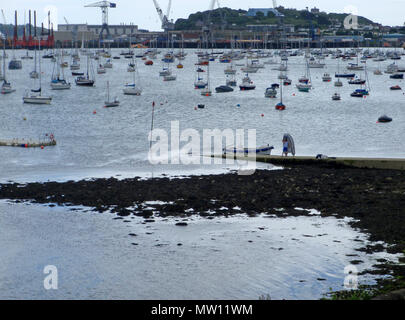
1,164,404,299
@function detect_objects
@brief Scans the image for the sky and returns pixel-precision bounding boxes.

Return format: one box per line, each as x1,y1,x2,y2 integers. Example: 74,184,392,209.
1,0,405,31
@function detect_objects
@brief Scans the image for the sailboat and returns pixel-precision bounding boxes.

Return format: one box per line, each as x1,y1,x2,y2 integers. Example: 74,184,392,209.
275,77,286,110
163,63,176,81
123,58,142,95
1,36,16,94
334,58,343,87
104,81,119,107
201,63,212,96
23,42,52,104
97,56,107,74
30,43,39,79
351,62,370,98
127,56,136,72
8,38,22,70
296,59,312,92
50,50,71,90
194,66,207,89
75,54,95,86
0,49,3,81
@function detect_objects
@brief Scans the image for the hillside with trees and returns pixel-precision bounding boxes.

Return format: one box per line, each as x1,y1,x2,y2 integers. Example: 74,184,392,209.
174,7,377,31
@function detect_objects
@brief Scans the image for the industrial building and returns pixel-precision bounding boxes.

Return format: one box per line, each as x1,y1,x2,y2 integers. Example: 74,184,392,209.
55,23,138,42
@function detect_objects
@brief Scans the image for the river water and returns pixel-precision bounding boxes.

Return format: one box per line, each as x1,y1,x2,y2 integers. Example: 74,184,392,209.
0,48,404,182
0,48,403,299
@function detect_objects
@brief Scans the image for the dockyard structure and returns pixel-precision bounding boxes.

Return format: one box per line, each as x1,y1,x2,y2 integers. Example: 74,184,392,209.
56,23,138,42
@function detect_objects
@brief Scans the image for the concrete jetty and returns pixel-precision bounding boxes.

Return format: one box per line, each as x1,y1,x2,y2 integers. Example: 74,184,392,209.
217,154,405,171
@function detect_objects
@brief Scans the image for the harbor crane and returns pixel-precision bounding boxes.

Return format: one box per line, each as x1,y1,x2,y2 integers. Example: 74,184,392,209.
84,1,116,41
152,0,174,32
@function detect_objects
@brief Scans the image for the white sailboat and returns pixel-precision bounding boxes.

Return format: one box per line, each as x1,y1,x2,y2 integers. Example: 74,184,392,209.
334,58,343,87
104,81,119,107
75,54,95,86
1,35,16,94
23,42,52,104
50,50,71,90
163,63,176,81
201,63,212,96
123,58,142,95
30,44,39,79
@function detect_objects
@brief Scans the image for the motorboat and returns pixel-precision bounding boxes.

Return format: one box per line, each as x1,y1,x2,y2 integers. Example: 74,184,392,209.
239,75,256,91
322,73,332,82
29,71,39,79
378,115,392,123
103,59,113,68
70,61,80,70
298,76,309,84
283,79,292,86
348,78,366,85
390,85,402,90
390,73,404,79
334,79,343,87
351,89,369,97
8,58,22,70
296,83,311,92
265,87,277,98
159,68,171,77
332,93,341,100
335,73,356,78
215,85,234,93
347,63,364,71
163,75,177,81
223,145,274,156
97,65,107,74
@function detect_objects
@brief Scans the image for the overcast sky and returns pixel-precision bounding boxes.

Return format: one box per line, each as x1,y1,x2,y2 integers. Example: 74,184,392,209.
2,0,405,31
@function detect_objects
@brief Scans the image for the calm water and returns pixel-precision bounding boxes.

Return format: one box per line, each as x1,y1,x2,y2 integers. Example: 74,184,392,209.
0,200,400,300
0,48,404,182
0,49,403,299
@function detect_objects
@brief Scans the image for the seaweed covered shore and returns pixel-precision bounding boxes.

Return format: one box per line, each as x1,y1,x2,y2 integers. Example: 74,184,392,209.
0,164,404,299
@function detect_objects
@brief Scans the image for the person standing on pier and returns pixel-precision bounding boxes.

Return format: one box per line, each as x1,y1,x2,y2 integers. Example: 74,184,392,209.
282,134,296,157
282,138,289,157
